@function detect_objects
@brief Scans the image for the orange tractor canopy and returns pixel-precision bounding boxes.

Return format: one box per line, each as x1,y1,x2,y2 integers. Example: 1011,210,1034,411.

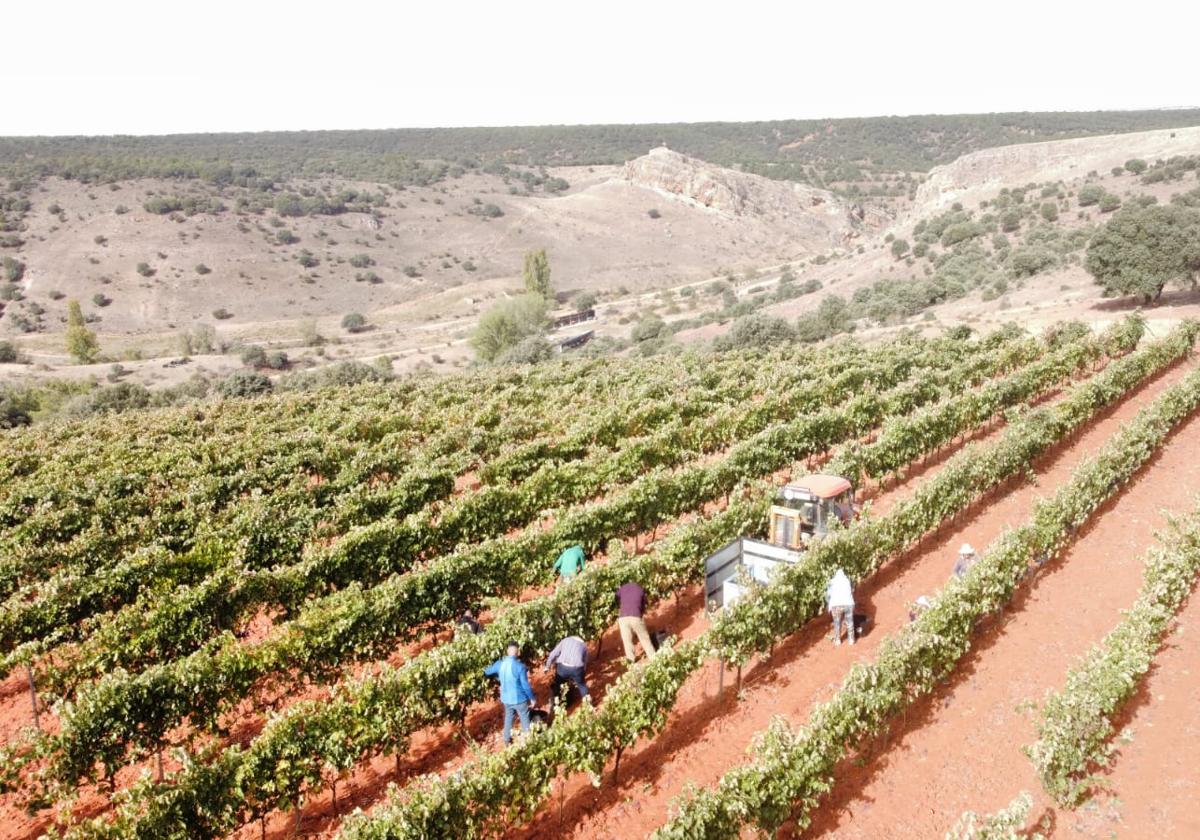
767,474,854,549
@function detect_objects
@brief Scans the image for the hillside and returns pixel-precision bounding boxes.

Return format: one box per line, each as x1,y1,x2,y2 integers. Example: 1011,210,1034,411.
4,108,1200,193
1,119,1199,418
0,148,871,382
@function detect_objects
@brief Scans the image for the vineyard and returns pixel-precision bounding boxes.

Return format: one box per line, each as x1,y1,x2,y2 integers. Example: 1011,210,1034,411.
2,316,1200,839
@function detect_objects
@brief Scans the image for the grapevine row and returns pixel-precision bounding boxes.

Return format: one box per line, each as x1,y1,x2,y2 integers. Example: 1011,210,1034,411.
14,329,1048,804
649,356,1200,840
1024,505,1200,806
333,321,1192,840
20,332,957,694
67,320,1151,839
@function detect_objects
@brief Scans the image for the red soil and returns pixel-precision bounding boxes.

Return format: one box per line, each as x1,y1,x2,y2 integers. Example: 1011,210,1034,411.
492,360,1198,840
795,373,1200,838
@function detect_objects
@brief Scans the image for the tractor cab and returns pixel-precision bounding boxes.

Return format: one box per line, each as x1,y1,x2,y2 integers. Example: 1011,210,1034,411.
704,474,856,612
767,474,854,549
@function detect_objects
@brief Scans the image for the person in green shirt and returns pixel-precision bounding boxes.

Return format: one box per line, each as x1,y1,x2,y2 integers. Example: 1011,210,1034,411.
554,544,585,586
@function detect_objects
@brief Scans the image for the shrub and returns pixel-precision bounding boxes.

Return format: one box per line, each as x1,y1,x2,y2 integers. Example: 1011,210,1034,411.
1,257,23,282
403,265,420,278
631,315,668,343
297,251,319,268
1078,184,1106,207
470,293,548,361
890,238,910,259
1040,202,1059,222
497,334,554,364
356,271,383,284
279,361,390,390
194,263,212,275
136,262,155,277
0,341,18,363
940,222,984,247
1009,245,1058,278
212,307,233,320
65,382,152,418
795,294,853,342
1000,210,1021,232
48,289,64,301
647,208,661,219
218,370,273,398
714,313,797,350
93,235,108,246
462,260,477,272
1125,158,1148,175
574,292,598,312
240,345,268,368
349,253,374,268
276,229,299,245
0,393,31,428
264,350,289,370
342,312,368,333
1099,192,1121,213
92,293,111,307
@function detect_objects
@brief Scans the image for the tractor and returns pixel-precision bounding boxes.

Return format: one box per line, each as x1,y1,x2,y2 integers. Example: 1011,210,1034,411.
705,474,855,612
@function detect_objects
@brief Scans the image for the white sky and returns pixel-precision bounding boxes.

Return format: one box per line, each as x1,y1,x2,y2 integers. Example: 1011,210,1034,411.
3,0,1198,136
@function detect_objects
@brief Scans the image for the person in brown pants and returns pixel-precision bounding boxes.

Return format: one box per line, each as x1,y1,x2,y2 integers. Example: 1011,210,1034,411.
615,581,656,662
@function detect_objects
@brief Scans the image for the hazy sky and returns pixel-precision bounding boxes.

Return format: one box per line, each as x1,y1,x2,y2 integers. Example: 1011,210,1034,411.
4,0,1198,136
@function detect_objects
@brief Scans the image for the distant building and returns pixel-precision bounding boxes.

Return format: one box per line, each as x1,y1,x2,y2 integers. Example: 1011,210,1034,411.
550,308,595,329
556,330,594,353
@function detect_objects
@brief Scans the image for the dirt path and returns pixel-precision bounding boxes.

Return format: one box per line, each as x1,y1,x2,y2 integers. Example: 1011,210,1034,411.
500,360,1197,840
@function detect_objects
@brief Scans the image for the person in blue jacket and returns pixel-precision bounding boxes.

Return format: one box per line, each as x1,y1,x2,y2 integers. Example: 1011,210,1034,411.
484,641,538,744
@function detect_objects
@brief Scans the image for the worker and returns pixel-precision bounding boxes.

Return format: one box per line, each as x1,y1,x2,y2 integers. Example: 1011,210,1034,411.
455,608,483,638
544,633,590,711
483,641,538,745
827,568,856,645
953,543,978,579
616,580,657,662
554,544,586,586
832,495,855,525
908,595,932,623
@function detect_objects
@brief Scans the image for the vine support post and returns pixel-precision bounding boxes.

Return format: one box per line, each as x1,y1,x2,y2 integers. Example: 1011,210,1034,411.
735,664,742,696
718,659,725,696
156,749,164,783
558,772,566,827
24,664,39,731
613,743,623,786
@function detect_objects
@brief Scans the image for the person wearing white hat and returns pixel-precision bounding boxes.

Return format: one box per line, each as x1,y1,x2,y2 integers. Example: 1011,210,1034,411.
953,543,978,578
908,595,933,623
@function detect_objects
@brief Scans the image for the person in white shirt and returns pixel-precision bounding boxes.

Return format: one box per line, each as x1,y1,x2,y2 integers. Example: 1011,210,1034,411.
826,569,856,645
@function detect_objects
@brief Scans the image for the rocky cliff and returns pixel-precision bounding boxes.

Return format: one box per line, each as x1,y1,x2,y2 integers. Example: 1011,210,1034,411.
912,125,1200,216
619,146,886,245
